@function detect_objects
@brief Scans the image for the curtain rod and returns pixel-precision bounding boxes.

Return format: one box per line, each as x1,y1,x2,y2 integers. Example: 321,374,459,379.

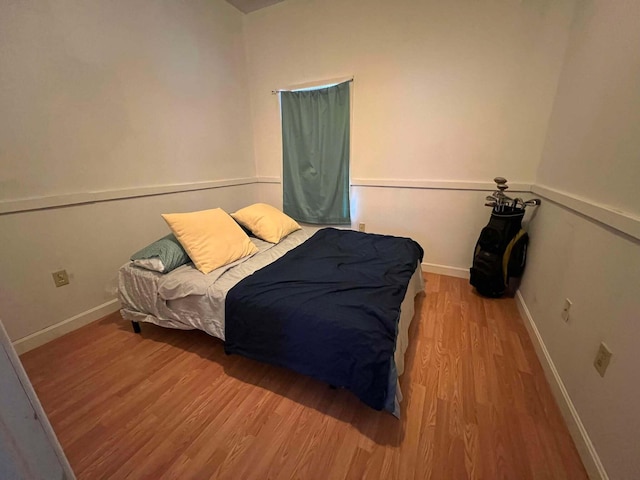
271,77,353,95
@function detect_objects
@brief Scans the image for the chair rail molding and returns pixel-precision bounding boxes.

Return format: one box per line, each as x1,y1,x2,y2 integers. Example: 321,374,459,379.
0,178,257,215
532,184,640,241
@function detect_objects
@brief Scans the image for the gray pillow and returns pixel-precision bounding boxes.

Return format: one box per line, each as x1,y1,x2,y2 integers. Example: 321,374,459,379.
130,234,191,273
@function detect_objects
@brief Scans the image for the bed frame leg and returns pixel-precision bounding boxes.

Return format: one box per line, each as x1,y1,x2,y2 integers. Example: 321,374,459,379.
131,321,141,334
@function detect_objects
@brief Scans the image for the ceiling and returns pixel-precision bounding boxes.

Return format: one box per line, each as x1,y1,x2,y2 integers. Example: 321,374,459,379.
225,0,285,14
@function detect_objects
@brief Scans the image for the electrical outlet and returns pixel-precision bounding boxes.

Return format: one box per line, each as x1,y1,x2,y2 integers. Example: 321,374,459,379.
561,298,572,322
594,343,612,377
358,222,366,232
52,270,70,287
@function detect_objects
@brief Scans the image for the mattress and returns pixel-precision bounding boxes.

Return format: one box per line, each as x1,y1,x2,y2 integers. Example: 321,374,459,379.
118,228,425,414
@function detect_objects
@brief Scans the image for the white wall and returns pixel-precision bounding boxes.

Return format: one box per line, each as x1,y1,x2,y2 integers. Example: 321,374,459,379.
536,1,640,217
0,0,254,199
520,203,639,480
0,0,257,343
245,0,575,181
520,2,640,479
245,0,576,269
260,181,537,274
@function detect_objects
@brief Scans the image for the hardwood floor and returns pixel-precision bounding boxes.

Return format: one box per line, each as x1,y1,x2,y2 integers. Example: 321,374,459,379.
20,273,588,479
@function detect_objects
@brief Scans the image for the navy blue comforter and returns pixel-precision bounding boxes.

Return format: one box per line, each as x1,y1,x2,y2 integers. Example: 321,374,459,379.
224,228,423,411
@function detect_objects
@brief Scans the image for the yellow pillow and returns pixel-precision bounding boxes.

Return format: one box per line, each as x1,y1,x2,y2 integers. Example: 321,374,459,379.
161,208,258,274
231,203,301,244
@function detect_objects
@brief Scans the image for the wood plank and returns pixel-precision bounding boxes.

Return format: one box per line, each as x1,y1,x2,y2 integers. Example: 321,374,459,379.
19,273,588,479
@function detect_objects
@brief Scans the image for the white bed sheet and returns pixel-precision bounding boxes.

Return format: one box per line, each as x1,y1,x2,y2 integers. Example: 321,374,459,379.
392,265,425,409
118,230,309,340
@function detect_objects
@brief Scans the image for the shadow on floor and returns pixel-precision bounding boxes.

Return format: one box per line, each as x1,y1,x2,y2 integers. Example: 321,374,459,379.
105,294,428,447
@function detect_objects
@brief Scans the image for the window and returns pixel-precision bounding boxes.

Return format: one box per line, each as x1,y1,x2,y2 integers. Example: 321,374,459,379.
280,81,351,225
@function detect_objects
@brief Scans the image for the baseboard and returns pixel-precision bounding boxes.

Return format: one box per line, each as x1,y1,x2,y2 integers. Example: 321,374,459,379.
12,299,120,355
515,291,608,480
421,262,470,279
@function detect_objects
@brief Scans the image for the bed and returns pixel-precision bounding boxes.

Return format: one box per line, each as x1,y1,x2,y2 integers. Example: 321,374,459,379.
118,227,424,416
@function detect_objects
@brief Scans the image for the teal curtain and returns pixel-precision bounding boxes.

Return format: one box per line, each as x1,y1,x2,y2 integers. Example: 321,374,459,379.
281,81,351,225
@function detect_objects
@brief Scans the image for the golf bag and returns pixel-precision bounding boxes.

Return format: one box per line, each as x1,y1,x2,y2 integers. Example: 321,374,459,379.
470,207,529,298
